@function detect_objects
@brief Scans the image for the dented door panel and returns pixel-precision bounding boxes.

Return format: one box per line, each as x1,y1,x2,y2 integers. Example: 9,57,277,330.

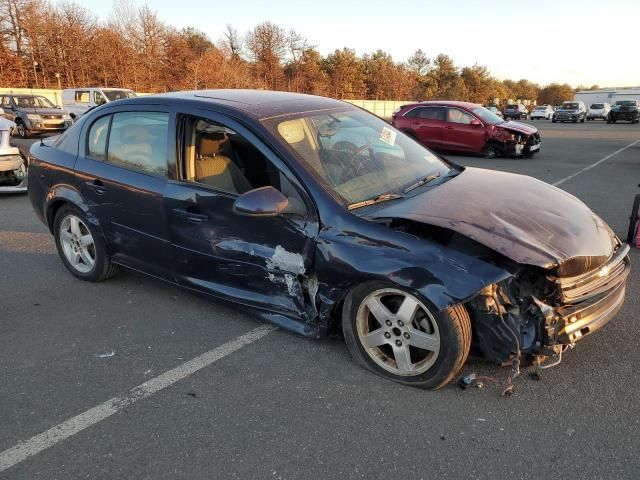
165,181,316,318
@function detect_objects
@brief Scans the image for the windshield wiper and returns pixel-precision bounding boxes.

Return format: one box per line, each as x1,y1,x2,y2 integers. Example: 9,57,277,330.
348,193,403,211
403,172,441,194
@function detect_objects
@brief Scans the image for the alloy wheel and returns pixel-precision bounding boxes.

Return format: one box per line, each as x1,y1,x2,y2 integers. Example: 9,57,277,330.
59,214,96,274
356,288,440,376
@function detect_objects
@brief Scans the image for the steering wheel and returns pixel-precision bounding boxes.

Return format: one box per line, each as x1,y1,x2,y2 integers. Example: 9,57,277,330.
332,141,374,174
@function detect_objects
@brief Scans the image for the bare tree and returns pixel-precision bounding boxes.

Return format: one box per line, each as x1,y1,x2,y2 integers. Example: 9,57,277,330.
222,24,242,60
245,21,287,90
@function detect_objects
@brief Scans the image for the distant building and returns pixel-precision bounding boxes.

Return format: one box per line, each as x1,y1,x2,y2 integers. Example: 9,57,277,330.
574,86,640,106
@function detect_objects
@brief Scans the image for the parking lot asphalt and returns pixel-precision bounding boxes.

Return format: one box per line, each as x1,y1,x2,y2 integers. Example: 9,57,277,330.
2,121,640,479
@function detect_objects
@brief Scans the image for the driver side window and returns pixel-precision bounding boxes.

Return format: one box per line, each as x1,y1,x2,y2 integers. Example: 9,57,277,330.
447,108,474,124
180,115,305,208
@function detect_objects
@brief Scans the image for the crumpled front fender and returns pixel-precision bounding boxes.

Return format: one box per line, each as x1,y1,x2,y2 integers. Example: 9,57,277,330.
313,224,512,333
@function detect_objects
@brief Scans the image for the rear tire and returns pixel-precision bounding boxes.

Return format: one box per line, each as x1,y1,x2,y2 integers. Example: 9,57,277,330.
342,282,471,389
53,204,119,282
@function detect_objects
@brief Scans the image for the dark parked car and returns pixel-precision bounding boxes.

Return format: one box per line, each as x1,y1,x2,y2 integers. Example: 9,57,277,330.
0,93,73,138
392,101,541,158
28,90,629,389
607,100,640,124
552,101,587,123
503,103,528,120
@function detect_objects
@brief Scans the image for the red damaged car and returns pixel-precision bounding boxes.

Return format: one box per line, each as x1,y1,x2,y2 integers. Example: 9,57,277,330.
392,101,541,158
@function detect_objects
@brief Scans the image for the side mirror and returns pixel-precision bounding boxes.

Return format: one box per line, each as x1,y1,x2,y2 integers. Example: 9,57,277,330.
470,118,482,126
233,186,305,217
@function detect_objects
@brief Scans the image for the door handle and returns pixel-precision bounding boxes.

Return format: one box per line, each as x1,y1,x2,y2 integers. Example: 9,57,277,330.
85,178,107,195
445,126,454,129
171,208,208,224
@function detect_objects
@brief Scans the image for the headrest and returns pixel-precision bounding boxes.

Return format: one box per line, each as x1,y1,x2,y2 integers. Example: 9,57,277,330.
200,132,229,157
278,119,306,144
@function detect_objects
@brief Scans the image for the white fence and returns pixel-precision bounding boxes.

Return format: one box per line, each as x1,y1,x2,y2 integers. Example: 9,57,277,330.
344,99,410,118
0,88,412,118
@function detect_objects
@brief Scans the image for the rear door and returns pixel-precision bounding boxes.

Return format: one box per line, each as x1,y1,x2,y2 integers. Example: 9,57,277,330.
75,106,173,278
403,106,445,149
441,108,486,153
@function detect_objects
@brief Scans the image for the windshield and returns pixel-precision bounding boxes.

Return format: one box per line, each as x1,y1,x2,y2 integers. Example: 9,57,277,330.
534,106,547,110
615,101,636,107
591,104,604,109
471,107,503,124
14,95,55,108
561,102,579,110
505,105,518,110
269,109,451,206
102,89,137,101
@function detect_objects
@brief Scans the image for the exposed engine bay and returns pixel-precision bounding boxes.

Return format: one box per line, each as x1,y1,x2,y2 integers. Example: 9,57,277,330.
487,122,542,157
388,218,630,365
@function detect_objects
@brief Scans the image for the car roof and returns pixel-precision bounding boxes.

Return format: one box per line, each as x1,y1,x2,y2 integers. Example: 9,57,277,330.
403,100,480,109
120,89,350,120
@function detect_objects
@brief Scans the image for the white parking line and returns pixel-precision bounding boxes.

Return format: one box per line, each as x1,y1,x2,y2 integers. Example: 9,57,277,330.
552,138,640,187
0,324,275,473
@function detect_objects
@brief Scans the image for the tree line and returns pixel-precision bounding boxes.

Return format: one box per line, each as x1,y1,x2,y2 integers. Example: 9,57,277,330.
1,0,598,106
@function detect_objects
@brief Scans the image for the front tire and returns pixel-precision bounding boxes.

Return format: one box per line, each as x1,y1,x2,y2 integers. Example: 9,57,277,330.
342,282,471,389
53,205,118,282
483,142,502,159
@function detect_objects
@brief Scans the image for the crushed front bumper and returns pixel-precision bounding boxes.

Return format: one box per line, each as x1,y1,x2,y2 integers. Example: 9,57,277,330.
544,244,630,345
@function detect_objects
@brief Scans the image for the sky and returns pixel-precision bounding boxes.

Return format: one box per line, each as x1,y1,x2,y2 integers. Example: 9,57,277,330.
78,0,639,87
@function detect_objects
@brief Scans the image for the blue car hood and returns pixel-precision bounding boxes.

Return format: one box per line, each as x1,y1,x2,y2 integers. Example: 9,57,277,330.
370,167,616,269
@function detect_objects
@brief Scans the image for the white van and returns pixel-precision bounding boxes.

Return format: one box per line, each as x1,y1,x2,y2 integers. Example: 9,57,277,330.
62,88,137,118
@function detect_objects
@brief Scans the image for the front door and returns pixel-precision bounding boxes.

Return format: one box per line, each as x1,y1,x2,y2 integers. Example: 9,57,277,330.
165,112,318,320
442,108,487,153
75,109,173,278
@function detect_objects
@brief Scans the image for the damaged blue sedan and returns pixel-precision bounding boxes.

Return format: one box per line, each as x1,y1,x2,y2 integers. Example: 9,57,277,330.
28,90,630,389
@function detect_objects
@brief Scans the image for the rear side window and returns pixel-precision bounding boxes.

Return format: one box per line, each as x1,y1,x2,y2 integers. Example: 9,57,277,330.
403,107,421,118
418,107,445,121
107,112,169,175
87,115,111,160
405,107,445,121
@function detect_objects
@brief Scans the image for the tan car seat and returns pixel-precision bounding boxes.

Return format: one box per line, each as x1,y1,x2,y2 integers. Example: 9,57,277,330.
195,133,251,194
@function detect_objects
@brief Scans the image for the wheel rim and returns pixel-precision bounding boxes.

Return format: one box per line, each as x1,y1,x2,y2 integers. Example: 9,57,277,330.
356,288,440,376
17,124,25,137
59,215,96,273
